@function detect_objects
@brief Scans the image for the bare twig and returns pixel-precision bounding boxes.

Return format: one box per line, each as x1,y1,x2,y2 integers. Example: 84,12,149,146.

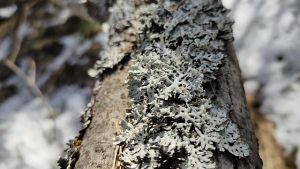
8,0,29,62
8,33,22,63
3,59,54,113
1,0,55,115
111,145,119,169
28,58,36,84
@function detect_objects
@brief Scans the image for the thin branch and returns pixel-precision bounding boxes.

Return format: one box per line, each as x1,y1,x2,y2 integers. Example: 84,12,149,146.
28,58,36,84
8,0,29,62
111,145,119,169
1,0,55,114
3,59,54,113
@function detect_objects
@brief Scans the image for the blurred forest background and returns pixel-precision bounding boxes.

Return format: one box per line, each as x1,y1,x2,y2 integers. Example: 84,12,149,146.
0,0,299,169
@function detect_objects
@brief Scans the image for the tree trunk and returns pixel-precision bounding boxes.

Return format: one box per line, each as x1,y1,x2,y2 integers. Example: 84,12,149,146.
59,0,262,169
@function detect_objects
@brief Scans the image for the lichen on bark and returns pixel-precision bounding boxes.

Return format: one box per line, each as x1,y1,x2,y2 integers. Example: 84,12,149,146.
108,0,250,169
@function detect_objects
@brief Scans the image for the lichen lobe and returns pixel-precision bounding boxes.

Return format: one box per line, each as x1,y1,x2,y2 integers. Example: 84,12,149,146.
115,0,249,169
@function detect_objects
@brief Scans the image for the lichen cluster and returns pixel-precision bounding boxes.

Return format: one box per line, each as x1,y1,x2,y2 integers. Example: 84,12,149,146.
88,0,159,77
113,0,250,168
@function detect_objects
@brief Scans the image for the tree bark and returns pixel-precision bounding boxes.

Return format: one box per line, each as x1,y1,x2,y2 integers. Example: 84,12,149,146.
73,44,262,169
60,0,262,169
74,62,130,169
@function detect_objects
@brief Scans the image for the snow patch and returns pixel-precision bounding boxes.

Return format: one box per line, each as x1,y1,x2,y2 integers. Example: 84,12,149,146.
0,86,90,169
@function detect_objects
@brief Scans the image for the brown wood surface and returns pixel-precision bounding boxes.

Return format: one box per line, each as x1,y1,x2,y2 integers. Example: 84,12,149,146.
74,64,129,169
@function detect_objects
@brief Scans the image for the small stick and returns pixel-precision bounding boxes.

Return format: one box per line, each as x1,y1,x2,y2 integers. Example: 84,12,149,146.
3,59,54,113
112,145,120,169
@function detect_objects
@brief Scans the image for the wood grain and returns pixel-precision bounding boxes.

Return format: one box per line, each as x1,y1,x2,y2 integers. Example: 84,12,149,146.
74,64,129,169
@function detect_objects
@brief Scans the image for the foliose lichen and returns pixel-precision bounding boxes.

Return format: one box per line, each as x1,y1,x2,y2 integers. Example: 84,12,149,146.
88,0,158,77
113,0,250,169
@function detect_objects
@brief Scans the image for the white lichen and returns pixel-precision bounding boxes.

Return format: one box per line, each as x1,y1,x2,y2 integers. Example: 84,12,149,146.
112,0,250,168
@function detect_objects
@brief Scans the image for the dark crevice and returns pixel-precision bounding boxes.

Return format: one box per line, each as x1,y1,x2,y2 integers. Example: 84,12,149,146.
232,155,239,169
150,20,165,33
155,147,188,169
100,54,131,79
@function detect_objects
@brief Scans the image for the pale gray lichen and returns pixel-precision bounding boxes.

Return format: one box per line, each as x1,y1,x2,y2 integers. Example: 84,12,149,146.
112,0,249,169
88,0,159,77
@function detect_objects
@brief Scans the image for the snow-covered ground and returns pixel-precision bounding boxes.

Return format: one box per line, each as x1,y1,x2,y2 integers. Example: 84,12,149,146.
0,34,104,168
0,86,90,169
223,0,300,167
